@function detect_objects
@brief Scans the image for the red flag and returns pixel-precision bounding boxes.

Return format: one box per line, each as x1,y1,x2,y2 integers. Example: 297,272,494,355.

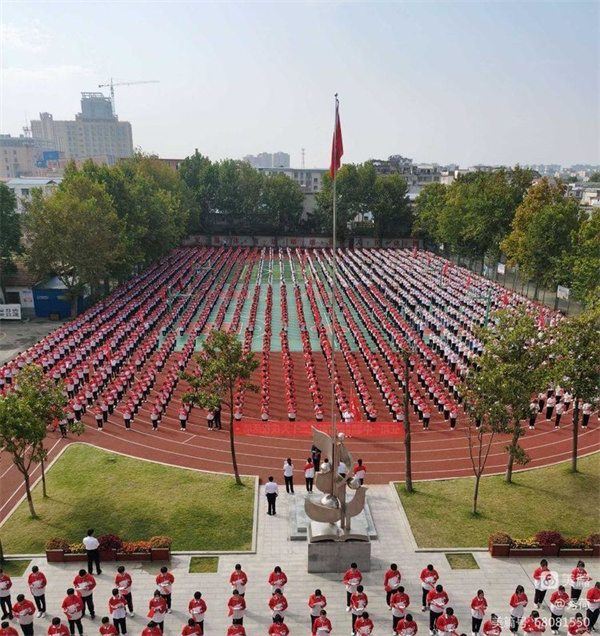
466,274,471,290
502,291,509,305
349,390,362,422
412,245,417,258
539,309,545,328
442,262,448,276
427,253,431,266
330,96,344,179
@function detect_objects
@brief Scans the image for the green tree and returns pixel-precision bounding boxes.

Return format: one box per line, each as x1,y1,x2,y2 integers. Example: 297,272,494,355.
551,308,600,472
565,209,600,305
472,307,552,484
588,171,600,182
0,183,22,297
215,160,263,234
501,178,582,298
178,150,219,234
24,172,125,316
0,366,66,517
260,173,304,235
373,173,412,239
182,330,259,486
412,182,447,245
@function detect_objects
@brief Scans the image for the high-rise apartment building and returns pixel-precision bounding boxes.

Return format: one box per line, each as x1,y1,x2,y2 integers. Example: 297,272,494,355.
0,134,60,179
31,93,133,161
243,151,290,169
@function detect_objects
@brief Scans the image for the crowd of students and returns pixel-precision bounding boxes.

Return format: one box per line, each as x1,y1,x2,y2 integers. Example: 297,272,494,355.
0,559,598,636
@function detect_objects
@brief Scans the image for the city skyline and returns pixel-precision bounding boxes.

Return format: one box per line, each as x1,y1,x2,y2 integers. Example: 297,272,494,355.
1,1,598,168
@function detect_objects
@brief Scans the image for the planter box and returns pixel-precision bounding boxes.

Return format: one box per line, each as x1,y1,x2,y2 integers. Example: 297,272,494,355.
46,549,65,563
64,553,87,562
100,549,117,562
490,544,511,557
593,545,600,558
117,552,151,562
560,548,593,558
510,548,543,558
541,544,560,557
151,548,171,562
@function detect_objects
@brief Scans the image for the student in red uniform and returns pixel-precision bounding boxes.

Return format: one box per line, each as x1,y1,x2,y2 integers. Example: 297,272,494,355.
148,591,167,633
510,586,529,634
182,619,201,636
344,564,363,611
48,618,69,636
73,570,96,619
269,590,288,623
115,567,134,617
28,567,47,618
141,622,162,636
99,617,118,636
350,586,369,635
268,616,289,636
230,565,248,597
384,564,402,608
427,585,449,635
354,611,374,636
156,567,174,613
227,625,246,636
304,458,316,492
312,610,332,636
396,614,418,636
522,611,546,635
0,621,18,636
570,562,591,606
420,565,439,612
62,589,84,636
533,561,553,608
268,568,288,594
471,590,488,636
567,614,589,636
436,607,459,636
0,569,14,620
586,582,600,632
549,586,569,635
227,590,246,626
12,595,35,636
308,590,327,628
353,460,366,485
188,592,207,634
108,589,128,635
391,587,411,632
483,615,502,636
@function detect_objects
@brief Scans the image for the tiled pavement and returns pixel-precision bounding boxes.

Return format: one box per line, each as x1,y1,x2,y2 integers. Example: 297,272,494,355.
6,485,599,635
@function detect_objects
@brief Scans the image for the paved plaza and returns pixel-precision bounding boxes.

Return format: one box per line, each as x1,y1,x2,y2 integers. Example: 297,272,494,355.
7,484,599,635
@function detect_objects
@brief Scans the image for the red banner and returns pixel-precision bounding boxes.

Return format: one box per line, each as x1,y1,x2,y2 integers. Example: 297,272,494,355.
235,420,404,438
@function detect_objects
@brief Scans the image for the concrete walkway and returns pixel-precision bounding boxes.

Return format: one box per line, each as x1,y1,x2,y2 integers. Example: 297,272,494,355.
7,484,599,635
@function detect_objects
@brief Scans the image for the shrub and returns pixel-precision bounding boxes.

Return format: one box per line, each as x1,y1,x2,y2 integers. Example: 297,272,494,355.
45,537,70,551
149,536,172,549
587,533,600,546
562,537,588,549
534,530,563,546
98,534,123,550
513,536,541,548
66,542,86,554
120,541,151,554
489,532,513,546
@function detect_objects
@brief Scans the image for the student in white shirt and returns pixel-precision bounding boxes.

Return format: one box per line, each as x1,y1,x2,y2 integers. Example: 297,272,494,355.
82,529,101,576
265,477,279,516
282,459,295,494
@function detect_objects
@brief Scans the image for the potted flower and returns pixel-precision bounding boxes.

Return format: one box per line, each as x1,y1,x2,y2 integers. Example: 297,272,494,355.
587,533,600,558
64,542,88,563
510,536,542,557
489,532,513,557
535,531,563,557
561,537,593,558
117,541,152,562
98,534,122,562
45,537,70,563
149,536,172,562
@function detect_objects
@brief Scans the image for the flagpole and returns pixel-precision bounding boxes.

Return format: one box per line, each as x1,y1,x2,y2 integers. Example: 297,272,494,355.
330,94,339,497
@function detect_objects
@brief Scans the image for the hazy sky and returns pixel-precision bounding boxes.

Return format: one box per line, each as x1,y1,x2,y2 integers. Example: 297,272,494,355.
1,1,598,168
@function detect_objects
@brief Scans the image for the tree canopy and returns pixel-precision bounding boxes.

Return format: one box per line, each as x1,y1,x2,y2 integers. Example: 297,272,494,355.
0,182,22,294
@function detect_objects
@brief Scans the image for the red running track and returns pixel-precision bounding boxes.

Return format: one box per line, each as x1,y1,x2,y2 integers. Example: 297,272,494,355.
1,407,598,524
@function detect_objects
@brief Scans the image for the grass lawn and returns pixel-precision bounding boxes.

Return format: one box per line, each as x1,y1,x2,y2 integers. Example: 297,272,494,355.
189,557,219,573
396,452,600,548
446,553,479,569
1,444,255,554
0,560,31,577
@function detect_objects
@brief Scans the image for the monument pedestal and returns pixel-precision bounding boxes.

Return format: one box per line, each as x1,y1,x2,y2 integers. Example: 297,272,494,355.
307,522,372,573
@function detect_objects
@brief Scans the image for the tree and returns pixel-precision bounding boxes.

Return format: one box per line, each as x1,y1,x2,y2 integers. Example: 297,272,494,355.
0,365,66,517
412,182,447,245
260,173,304,235
182,330,259,486
551,308,600,472
472,307,553,483
588,171,600,183
24,172,125,316
178,150,219,234
501,178,582,298
564,209,600,305
0,183,22,298
373,173,412,239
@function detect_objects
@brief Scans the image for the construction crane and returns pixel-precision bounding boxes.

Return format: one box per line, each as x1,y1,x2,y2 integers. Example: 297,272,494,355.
98,78,160,115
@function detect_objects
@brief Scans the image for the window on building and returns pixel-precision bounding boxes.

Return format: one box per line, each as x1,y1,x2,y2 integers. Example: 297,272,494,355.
294,172,298,178
22,189,30,196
